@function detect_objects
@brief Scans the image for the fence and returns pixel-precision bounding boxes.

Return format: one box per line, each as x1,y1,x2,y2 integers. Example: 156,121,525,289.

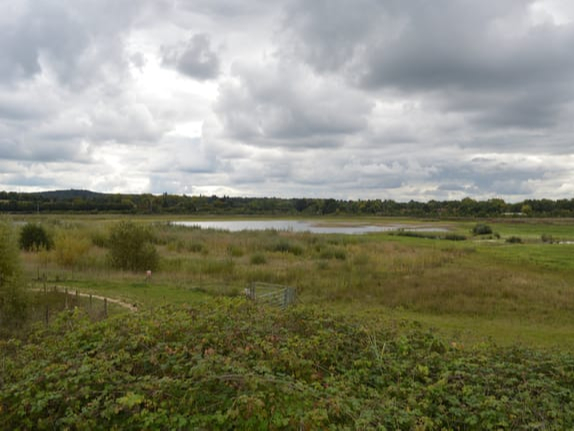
36,285,111,325
245,282,296,308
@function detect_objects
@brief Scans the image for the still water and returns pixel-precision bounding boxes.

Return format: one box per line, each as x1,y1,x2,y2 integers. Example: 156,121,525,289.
173,220,446,235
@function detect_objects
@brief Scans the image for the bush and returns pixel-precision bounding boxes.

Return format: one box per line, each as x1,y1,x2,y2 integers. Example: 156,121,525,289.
444,234,467,241
54,230,91,268
472,224,493,235
271,240,304,256
506,236,523,244
107,221,159,272
2,301,574,429
19,223,53,251
250,253,267,265
188,242,205,253
0,218,27,330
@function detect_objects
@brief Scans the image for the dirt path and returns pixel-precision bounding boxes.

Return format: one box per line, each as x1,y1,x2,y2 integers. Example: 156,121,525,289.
31,287,138,312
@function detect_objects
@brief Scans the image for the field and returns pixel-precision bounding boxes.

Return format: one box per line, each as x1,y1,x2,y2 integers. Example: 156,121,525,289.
2,215,574,428
13,214,574,348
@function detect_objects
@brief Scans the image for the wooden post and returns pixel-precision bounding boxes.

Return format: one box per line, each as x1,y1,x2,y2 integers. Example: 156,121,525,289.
104,298,108,317
89,294,93,310
75,290,79,306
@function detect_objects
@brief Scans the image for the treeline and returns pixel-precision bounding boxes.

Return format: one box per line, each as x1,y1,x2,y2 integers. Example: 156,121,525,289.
1,190,574,217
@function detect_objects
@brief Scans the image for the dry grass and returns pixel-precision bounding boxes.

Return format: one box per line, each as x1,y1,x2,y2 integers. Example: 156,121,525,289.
15,216,574,347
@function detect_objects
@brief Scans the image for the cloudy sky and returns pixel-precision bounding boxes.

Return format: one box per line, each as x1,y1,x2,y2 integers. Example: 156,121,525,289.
2,0,574,201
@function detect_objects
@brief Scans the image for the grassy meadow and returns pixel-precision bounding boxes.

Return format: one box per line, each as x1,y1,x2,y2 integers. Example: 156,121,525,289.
3,214,574,429
13,214,574,349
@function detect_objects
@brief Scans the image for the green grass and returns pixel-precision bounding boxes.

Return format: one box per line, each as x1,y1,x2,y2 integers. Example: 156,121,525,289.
11,215,574,350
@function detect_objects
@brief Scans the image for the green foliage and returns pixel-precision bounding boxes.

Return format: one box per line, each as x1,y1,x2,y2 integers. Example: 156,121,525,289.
270,239,303,256
250,253,267,265
0,219,27,331
392,230,467,241
319,248,347,260
444,233,467,241
3,189,574,217
19,223,53,251
472,223,493,235
506,236,523,244
54,230,91,268
107,221,159,272
1,301,573,429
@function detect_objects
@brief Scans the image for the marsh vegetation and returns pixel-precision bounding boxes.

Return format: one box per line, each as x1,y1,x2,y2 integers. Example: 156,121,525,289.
2,215,574,428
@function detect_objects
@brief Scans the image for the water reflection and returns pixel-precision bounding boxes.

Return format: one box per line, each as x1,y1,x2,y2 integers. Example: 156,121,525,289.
172,220,446,235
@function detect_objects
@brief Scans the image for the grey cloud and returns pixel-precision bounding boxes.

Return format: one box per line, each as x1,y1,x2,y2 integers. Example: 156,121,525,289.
0,0,168,88
431,158,545,197
283,0,574,131
0,137,91,163
215,61,373,147
162,34,220,80
175,0,282,18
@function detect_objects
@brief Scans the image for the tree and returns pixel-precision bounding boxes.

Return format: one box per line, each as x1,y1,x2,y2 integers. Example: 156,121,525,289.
0,218,27,330
19,223,53,251
107,221,159,272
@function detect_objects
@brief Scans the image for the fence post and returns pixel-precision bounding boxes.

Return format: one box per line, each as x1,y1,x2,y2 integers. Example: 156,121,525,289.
104,298,108,317
89,294,93,310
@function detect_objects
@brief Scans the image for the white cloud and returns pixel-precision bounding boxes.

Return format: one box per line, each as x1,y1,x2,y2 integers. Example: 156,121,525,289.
1,0,574,201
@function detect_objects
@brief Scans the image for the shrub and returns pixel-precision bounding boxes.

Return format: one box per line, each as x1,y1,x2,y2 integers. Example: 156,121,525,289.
0,218,27,330
271,240,304,256
107,221,159,272
227,245,244,258
188,242,205,253
444,233,467,241
472,224,493,235
250,253,267,265
19,223,53,251
506,236,523,244
54,230,91,268
2,302,574,429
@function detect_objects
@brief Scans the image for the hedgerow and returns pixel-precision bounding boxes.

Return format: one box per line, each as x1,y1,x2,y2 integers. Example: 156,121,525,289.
1,300,573,429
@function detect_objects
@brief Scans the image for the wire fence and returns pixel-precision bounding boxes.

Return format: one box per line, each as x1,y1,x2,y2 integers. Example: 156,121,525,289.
245,282,297,308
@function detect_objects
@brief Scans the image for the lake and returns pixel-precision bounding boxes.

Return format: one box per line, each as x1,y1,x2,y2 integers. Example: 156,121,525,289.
172,220,447,235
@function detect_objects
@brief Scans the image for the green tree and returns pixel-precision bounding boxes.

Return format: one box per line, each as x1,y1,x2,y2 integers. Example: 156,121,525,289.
19,223,53,251
0,218,27,330
107,221,159,272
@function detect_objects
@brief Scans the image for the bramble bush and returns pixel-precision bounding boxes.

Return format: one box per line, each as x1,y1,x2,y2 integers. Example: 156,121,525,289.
1,299,573,429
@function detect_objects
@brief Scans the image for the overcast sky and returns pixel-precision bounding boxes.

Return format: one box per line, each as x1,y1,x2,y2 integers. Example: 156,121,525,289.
1,0,574,201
